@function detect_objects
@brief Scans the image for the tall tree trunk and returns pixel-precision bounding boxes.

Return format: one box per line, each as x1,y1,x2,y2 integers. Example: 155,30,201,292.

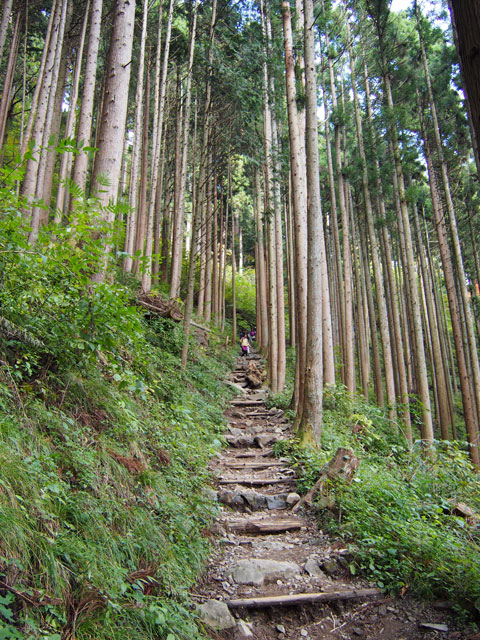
416,2,480,431
255,168,269,351
352,39,395,414
71,0,103,197
361,50,411,436
0,10,20,149
281,0,307,413
137,63,151,283
298,0,323,445
55,0,90,218
420,108,479,465
124,0,149,272
170,0,199,299
23,0,69,239
90,0,136,280
0,0,13,69
448,0,480,180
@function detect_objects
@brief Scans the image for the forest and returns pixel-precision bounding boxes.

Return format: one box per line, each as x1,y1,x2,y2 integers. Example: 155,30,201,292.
1,0,480,638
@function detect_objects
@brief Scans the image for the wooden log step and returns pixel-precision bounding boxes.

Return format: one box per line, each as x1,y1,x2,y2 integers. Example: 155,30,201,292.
224,516,305,534
223,460,285,469
232,449,274,458
243,411,279,418
227,588,383,609
226,517,304,533
218,476,292,486
231,400,264,407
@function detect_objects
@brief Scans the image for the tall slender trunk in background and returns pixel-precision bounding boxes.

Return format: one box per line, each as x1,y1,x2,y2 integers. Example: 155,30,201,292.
281,0,307,413
204,176,213,323
55,0,90,217
212,163,219,322
136,62,151,279
31,0,71,237
71,0,103,197
0,0,13,69
229,156,237,345
420,107,479,465
90,0,136,280
148,0,174,285
361,48,411,436
40,52,68,226
0,10,20,149
255,168,269,351
352,36,395,414
21,0,57,158
170,0,198,299
412,199,452,439
270,107,286,392
380,56,433,444
23,0,69,240
124,0,149,272
285,189,295,347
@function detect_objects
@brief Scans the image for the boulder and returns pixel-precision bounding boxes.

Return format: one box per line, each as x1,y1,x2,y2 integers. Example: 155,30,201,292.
241,490,267,510
217,490,245,509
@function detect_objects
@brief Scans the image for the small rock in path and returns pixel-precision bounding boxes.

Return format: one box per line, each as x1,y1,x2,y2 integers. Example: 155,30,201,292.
286,492,301,506
236,619,254,638
419,622,449,632
196,599,236,630
322,559,338,575
304,557,327,578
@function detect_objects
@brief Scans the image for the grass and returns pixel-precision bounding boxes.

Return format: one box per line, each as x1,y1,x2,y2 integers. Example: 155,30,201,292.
274,384,480,622
0,310,236,640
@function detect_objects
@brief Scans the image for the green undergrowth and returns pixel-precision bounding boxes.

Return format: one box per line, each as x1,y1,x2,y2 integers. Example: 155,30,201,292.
0,196,237,639
274,385,480,621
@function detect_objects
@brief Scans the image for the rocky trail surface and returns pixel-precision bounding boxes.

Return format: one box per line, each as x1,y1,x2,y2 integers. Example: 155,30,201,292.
193,354,472,640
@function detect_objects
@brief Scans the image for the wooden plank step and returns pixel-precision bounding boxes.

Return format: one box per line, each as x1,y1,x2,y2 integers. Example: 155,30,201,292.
227,588,383,609
218,476,292,486
223,516,305,534
232,449,274,458
222,460,285,469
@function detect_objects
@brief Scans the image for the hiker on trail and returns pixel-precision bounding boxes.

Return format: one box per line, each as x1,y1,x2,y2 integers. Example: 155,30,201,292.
249,327,256,342
240,335,250,356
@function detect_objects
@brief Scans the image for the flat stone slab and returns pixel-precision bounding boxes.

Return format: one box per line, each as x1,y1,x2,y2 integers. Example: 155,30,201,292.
197,599,236,630
228,558,301,585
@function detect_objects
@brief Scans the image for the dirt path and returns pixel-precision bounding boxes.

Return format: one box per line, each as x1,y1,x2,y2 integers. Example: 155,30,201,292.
193,354,470,640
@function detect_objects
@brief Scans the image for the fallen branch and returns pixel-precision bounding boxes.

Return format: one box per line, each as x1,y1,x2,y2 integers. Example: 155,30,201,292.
292,447,359,513
0,580,62,607
190,320,212,332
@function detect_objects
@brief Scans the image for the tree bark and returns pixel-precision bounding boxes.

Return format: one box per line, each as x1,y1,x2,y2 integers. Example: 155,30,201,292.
71,0,103,197
90,0,136,280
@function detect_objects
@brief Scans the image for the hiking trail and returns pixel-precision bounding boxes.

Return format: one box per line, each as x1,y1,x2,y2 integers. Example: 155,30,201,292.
193,353,468,640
